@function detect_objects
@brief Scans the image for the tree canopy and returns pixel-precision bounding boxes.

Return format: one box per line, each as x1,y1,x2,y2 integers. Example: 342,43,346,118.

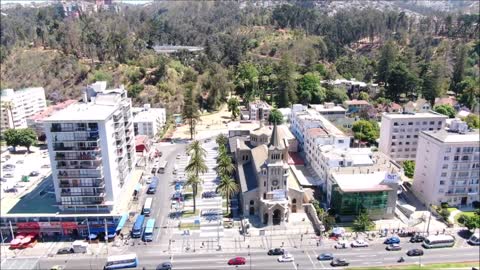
352,120,380,144
433,104,456,118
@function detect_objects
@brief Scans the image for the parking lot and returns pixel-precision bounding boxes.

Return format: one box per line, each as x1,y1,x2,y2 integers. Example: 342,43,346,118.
1,146,52,200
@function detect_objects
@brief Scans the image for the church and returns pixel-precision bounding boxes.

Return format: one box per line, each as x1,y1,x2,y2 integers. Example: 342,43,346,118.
231,123,305,226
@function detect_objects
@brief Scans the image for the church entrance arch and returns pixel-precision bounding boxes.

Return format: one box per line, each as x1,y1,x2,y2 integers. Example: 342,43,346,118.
272,209,282,225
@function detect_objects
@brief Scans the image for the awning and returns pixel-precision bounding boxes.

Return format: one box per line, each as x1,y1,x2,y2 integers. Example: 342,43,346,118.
115,214,128,232
88,227,116,234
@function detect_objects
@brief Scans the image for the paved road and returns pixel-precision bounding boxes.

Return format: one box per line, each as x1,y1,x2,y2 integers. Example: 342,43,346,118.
38,243,480,269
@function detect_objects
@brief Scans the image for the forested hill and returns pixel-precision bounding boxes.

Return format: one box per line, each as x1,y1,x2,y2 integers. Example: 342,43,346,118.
0,1,478,114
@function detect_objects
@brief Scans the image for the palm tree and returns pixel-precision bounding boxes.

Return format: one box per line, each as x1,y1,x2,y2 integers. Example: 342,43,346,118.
217,154,235,177
216,174,239,216
185,141,208,212
215,133,228,146
185,173,202,213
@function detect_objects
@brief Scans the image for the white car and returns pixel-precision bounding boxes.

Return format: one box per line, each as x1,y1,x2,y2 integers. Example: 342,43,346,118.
351,240,369,247
334,240,349,249
277,253,294,262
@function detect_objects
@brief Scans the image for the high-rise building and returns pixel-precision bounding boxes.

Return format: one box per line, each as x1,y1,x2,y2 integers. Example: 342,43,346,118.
1,87,47,132
412,122,480,207
379,112,447,161
43,82,135,212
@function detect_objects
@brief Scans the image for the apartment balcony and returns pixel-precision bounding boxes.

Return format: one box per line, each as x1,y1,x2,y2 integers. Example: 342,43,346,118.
60,190,105,197
59,180,105,188
56,164,102,170
113,112,123,122
53,145,100,152
54,136,100,143
61,198,105,205
50,127,99,133
57,171,103,179
55,154,102,161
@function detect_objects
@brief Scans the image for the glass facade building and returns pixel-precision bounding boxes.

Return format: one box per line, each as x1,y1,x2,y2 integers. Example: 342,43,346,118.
331,184,389,216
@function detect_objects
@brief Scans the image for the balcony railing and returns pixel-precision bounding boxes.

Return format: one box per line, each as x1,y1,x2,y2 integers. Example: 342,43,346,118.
54,136,100,142
55,154,102,161
57,172,103,179
51,127,99,132
59,181,105,188
60,191,105,197
53,145,100,151
57,164,101,170
61,198,105,205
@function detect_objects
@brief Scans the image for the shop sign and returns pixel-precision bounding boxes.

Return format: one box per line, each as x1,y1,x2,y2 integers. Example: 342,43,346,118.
17,222,40,230
61,222,78,230
38,222,62,229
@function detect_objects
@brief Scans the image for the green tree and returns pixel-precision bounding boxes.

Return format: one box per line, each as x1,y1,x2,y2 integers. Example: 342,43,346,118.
182,83,200,140
457,214,480,232
216,174,239,216
127,83,144,99
276,54,297,108
352,120,380,144
377,41,397,84
386,62,419,101
353,211,374,232
450,45,467,94
422,61,445,105
17,128,37,153
464,114,480,129
89,70,113,87
215,133,228,146
403,160,415,178
268,108,284,125
433,104,456,118
326,87,349,104
217,154,235,177
235,62,258,102
3,129,20,152
358,92,369,101
459,78,480,111
297,72,324,104
227,97,240,120
185,140,208,213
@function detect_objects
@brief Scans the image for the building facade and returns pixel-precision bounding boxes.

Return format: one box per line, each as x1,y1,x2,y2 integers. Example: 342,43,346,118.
379,112,447,161
1,87,47,132
233,124,304,226
132,104,166,138
27,99,78,138
248,100,271,121
43,82,135,213
412,123,479,207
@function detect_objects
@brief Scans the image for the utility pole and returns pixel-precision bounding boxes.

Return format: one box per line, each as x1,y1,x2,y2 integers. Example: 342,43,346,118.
426,204,432,236
104,218,108,255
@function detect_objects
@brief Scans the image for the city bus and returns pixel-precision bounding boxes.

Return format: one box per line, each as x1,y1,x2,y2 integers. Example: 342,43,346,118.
104,253,138,269
142,198,153,216
143,219,156,242
147,177,159,194
131,215,145,238
422,235,455,248
158,161,168,174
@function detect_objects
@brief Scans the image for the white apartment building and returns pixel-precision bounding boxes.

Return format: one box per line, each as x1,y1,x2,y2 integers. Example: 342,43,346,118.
379,112,447,161
43,82,135,212
132,104,166,138
248,100,271,121
1,87,47,132
310,103,346,122
413,123,480,207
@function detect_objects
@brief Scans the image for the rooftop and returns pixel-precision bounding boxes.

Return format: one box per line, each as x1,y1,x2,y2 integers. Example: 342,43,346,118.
382,111,447,119
44,102,117,122
28,100,78,121
310,103,346,112
332,171,394,192
421,129,480,144
133,107,165,122
306,127,328,137
319,145,374,166
344,99,370,106
332,151,402,175
249,100,271,109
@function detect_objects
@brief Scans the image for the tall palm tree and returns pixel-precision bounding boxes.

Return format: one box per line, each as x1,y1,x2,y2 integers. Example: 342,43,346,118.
185,141,208,212
217,154,235,176
185,173,202,213
216,174,239,216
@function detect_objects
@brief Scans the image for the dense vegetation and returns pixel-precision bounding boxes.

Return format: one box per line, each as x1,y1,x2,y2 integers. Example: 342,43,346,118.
1,2,478,116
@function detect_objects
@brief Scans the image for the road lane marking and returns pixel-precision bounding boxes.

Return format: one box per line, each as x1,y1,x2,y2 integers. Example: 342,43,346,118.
305,250,317,269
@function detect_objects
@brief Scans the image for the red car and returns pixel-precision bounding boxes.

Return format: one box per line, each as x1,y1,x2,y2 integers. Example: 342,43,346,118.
228,257,246,265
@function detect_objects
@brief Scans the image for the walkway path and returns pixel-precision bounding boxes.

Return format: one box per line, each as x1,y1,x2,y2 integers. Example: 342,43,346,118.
449,209,461,224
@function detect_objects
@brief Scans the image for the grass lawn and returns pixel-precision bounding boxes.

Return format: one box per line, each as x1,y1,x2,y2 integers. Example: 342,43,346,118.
178,222,200,230
181,209,199,218
454,210,477,224
349,261,478,269
446,207,458,213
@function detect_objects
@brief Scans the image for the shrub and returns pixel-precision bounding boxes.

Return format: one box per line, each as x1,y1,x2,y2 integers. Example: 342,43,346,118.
472,201,480,209
440,202,449,209
439,209,450,220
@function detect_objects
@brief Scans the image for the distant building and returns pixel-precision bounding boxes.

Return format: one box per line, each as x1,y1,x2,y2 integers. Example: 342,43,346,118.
132,104,166,138
27,99,78,138
310,103,346,122
343,99,371,114
248,100,271,121
435,96,458,107
413,123,480,208
404,98,431,113
320,79,379,97
277,108,291,123
1,87,47,132
43,81,135,213
379,111,447,161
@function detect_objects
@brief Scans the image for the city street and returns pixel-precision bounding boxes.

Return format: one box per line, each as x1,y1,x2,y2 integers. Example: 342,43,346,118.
37,243,480,269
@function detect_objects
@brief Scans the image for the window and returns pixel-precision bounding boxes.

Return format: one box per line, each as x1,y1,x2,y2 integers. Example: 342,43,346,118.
441,172,447,177
394,122,399,126
442,164,448,169
439,181,445,185
462,156,469,161
408,122,413,125
438,121,442,125
454,156,459,161
414,135,418,138
406,135,411,139
429,121,434,125
392,136,396,139
446,147,451,153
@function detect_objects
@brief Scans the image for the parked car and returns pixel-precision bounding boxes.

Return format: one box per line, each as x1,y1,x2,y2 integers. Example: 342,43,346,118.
227,257,246,265
202,191,219,198
156,262,172,270
57,247,74,255
410,235,425,243
16,160,24,164
50,266,65,270
151,167,157,174
334,240,349,249
267,248,284,255
351,240,369,247
4,173,14,178
277,253,294,262
317,253,334,260
41,164,50,168
386,244,402,251
4,188,18,193
331,258,349,267
30,171,40,177
407,249,424,256
384,237,401,245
